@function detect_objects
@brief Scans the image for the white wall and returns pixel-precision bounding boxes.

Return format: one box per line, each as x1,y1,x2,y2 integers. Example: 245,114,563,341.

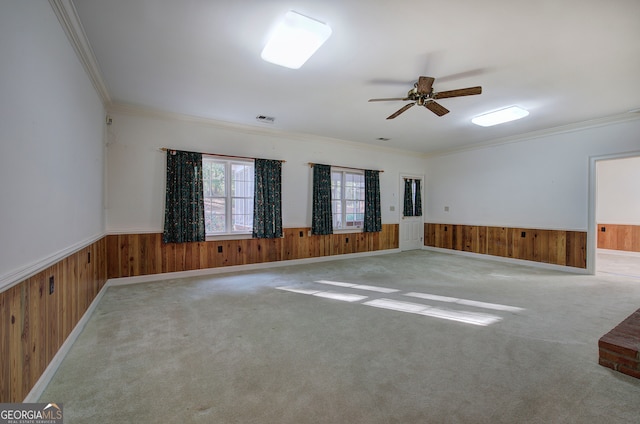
597,156,640,225
105,110,427,233
106,110,640,235
425,119,640,230
0,2,105,287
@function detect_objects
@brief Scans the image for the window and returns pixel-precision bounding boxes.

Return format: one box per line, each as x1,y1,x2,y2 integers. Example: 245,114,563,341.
331,170,365,230
203,157,254,235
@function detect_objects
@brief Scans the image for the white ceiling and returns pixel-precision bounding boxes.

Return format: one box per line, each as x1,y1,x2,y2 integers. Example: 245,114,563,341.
71,0,640,154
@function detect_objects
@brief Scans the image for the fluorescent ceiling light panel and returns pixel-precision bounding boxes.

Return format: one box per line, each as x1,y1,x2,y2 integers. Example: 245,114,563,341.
261,11,332,69
472,106,529,127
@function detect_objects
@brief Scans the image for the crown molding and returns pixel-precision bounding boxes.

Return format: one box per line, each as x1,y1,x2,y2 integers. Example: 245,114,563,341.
108,102,425,159
49,0,111,105
424,111,640,158
111,102,640,160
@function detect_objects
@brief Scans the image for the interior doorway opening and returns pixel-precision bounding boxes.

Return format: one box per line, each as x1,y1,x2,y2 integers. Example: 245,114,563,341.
590,152,640,277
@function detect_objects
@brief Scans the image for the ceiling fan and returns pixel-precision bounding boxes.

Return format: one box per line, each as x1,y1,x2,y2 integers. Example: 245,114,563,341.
368,76,482,119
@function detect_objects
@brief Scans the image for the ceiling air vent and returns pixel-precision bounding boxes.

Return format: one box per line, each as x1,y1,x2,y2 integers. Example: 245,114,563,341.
256,115,275,124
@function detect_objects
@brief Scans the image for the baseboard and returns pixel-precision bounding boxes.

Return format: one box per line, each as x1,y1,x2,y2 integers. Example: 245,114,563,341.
109,248,402,286
23,279,112,402
422,246,590,274
597,248,640,258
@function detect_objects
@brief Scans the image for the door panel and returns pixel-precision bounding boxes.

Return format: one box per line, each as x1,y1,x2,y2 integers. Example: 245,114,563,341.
401,216,423,250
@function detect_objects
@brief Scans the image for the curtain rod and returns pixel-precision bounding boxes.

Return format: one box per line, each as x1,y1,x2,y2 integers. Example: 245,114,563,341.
308,162,384,173
160,148,285,163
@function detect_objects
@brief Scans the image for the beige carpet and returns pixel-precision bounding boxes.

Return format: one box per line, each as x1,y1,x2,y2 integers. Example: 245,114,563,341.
40,250,640,423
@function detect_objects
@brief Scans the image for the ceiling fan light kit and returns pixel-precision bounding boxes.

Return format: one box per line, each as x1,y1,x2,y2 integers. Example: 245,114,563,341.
368,76,482,119
471,106,529,127
261,10,332,69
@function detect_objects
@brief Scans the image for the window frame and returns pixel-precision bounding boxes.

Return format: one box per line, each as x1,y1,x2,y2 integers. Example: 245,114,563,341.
331,168,365,232
202,155,254,238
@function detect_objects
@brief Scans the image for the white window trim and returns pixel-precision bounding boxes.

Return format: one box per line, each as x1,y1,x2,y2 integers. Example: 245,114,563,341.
332,228,364,234
203,155,254,237
206,233,254,242
331,167,365,232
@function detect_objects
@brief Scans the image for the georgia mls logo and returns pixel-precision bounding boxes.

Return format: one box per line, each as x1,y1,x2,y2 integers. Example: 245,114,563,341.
43,404,63,421
0,403,63,424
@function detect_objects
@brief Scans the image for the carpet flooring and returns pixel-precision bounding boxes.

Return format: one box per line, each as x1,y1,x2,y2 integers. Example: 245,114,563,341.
39,250,640,423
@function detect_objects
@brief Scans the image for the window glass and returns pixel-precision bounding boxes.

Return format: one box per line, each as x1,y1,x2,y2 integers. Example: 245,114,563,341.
203,157,254,235
331,170,364,230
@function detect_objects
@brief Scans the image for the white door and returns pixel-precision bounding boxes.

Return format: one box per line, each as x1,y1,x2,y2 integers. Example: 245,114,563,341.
399,175,424,251
401,215,423,250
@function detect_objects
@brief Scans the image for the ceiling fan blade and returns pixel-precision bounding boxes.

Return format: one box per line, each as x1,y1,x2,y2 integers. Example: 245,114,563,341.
368,78,414,86
416,76,435,94
387,103,416,119
368,97,410,102
434,86,482,99
425,101,449,116
437,68,486,84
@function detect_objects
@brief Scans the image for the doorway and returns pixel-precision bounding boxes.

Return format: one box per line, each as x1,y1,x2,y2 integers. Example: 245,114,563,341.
589,152,640,276
399,174,424,251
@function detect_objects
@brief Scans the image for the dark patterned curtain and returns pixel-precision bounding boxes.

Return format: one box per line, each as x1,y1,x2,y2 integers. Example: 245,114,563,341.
252,159,282,238
364,170,382,232
163,150,205,243
403,178,414,217
414,179,422,217
311,164,333,235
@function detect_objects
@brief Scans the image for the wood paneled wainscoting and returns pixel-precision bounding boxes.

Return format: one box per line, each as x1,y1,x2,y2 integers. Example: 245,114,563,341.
424,223,587,269
0,238,108,403
106,225,399,279
597,224,640,253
